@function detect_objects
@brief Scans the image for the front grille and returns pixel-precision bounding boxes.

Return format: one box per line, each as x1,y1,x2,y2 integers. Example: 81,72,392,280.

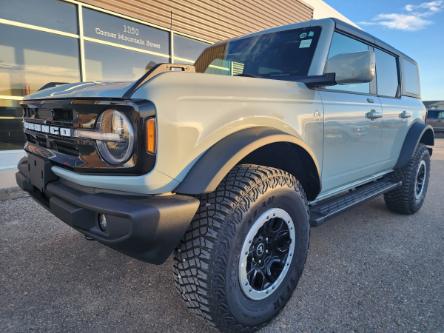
23,101,79,157
26,132,79,156
23,106,73,123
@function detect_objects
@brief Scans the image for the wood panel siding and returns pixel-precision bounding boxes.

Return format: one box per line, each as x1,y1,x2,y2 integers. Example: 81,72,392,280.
79,0,313,42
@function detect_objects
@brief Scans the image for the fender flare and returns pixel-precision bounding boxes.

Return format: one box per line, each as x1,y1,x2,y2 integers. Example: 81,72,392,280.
395,121,434,169
175,127,321,195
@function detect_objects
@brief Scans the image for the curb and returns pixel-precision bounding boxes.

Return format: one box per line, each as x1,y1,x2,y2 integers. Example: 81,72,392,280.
0,186,29,201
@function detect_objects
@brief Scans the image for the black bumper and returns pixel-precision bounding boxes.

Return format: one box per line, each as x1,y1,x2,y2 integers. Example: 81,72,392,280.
16,156,200,264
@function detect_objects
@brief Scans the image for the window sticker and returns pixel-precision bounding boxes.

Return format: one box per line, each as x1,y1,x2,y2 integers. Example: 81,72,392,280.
299,39,312,48
299,32,307,39
308,31,314,37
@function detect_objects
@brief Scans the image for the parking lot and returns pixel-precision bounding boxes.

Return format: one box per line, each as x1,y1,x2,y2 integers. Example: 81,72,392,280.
1,139,443,333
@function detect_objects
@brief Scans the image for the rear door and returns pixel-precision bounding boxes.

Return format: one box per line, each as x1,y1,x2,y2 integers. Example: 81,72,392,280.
374,48,413,169
320,32,385,193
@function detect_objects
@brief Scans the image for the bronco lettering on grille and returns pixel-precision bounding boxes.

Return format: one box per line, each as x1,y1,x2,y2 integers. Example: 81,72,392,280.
24,121,72,137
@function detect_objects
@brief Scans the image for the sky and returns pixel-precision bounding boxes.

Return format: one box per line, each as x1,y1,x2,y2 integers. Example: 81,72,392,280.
325,0,444,101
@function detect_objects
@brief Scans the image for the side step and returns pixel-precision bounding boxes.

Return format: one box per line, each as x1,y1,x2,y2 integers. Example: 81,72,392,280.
309,178,402,226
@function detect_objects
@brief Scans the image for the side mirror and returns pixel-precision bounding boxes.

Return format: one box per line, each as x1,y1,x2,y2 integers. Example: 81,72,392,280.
324,50,375,84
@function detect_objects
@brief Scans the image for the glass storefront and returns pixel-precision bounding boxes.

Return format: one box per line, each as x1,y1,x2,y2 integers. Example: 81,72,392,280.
84,42,169,82
83,8,170,55
0,25,81,96
0,0,210,150
173,34,210,63
0,0,78,33
0,99,23,150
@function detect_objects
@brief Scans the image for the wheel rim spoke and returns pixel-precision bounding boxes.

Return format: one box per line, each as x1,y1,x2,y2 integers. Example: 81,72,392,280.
242,212,294,294
415,161,427,198
239,208,296,300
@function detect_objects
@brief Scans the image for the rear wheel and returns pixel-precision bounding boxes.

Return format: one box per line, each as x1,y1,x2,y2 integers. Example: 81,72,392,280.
174,164,309,332
384,143,431,214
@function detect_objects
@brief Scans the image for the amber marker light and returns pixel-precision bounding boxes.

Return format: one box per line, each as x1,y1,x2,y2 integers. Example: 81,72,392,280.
146,118,156,154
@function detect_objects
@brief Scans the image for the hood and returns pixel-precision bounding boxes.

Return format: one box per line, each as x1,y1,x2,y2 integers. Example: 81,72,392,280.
24,81,135,101
25,64,197,101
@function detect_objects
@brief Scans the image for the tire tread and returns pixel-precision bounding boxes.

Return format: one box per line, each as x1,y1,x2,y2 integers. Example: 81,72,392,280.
384,144,430,214
173,164,308,332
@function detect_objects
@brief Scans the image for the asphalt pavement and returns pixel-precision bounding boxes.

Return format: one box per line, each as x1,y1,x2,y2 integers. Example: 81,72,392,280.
1,140,443,332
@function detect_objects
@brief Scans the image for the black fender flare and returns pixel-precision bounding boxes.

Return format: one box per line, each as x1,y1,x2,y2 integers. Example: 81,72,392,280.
395,121,434,169
175,127,321,195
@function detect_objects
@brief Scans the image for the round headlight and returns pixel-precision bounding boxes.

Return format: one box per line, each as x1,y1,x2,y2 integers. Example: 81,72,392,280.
96,109,134,165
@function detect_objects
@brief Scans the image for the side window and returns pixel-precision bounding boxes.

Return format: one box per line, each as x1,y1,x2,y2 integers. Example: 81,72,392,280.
401,58,420,98
325,32,371,94
375,49,399,97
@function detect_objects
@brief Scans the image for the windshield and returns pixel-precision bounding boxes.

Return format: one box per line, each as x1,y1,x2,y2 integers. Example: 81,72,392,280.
194,26,321,81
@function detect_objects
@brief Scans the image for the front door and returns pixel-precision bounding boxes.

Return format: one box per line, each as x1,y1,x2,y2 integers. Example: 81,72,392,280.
320,91,384,193
319,32,386,194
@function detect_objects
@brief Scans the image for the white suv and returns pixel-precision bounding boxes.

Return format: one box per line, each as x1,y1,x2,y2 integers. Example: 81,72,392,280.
17,18,434,332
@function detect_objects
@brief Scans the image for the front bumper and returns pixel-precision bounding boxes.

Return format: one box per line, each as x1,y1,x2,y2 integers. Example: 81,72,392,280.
16,155,200,264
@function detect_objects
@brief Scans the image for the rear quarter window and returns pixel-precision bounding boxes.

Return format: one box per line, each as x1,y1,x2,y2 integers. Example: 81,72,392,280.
375,49,399,98
401,58,420,98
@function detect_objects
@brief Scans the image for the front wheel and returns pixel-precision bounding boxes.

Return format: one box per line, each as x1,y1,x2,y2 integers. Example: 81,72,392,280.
174,164,309,332
384,143,431,214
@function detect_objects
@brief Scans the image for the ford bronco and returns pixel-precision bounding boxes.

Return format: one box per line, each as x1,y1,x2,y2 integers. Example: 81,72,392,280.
16,18,434,332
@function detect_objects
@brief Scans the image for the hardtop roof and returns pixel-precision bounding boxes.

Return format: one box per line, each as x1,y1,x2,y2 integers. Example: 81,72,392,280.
218,18,416,65
332,18,416,64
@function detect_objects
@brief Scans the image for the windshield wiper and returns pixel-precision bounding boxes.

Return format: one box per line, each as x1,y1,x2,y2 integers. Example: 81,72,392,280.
234,73,260,78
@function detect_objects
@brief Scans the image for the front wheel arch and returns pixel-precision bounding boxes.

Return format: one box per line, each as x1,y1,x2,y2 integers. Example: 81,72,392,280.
239,141,321,201
175,127,321,201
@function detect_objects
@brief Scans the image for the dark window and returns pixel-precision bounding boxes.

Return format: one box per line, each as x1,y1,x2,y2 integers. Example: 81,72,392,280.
325,32,372,94
84,42,168,81
401,58,420,97
0,0,78,34
428,110,444,119
174,34,209,62
83,8,170,55
0,25,80,96
0,99,24,150
375,49,398,97
195,27,321,80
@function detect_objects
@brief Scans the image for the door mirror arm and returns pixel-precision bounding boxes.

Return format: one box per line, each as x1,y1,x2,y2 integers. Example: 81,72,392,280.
300,73,337,88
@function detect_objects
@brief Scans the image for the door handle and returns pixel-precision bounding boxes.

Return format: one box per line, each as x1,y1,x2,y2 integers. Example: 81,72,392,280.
400,110,412,119
367,97,375,103
366,109,383,120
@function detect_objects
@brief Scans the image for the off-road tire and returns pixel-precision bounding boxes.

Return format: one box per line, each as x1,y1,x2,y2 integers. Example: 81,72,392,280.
173,164,309,332
384,143,430,214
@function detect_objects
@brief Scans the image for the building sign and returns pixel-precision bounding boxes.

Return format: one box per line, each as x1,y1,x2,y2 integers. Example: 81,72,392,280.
82,8,169,55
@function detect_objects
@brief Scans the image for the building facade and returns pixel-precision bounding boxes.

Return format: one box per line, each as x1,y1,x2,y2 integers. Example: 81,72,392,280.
0,0,349,152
